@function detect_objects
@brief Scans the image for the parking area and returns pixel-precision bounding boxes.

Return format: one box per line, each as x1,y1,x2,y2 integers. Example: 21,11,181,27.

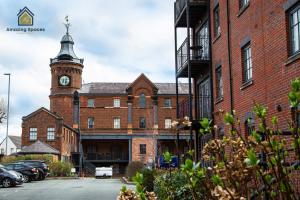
0,178,134,200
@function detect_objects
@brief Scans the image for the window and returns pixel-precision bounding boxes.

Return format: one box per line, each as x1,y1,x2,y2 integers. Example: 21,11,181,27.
114,117,120,129
290,5,300,55
245,118,255,137
47,127,55,140
88,117,94,129
242,43,252,83
196,21,209,59
139,93,146,108
165,118,172,129
140,144,146,154
214,5,221,37
139,117,146,128
29,128,37,141
87,99,95,108
164,98,172,107
1,148,4,154
10,148,14,153
114,99,120,107
216,66,223,100
239,0,249,9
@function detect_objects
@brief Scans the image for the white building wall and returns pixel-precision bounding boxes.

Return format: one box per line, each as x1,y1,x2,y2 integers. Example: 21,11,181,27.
0,137,20,155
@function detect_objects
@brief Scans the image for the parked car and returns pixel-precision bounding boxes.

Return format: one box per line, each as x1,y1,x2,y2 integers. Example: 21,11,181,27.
3,163,38,183
17,160,49,180
0,166,23,188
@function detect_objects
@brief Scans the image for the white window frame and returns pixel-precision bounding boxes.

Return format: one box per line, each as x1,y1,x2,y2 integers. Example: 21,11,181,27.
47,127,55,140
87,99,95,108
113,98,120,108
29,128,37,141
88,117,94,129
113,117,121,129
165,118,172,129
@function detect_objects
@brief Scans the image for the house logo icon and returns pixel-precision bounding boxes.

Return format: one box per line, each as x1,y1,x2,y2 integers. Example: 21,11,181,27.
17,7,34,26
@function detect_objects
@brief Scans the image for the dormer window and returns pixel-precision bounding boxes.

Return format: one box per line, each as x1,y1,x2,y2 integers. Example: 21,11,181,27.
139,93,146,108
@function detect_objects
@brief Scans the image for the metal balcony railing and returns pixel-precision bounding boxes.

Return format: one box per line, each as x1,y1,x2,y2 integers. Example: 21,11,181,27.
86,152,129,161
175,0,206,20
177,37,210,73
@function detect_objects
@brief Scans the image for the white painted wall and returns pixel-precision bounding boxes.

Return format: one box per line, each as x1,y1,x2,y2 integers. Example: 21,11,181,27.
0,137,20,155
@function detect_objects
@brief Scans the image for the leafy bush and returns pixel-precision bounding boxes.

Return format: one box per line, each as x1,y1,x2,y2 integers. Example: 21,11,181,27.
126,161,144,181
49,161,73,177
1,154,53,164
140,168,155,192
154,170,194,200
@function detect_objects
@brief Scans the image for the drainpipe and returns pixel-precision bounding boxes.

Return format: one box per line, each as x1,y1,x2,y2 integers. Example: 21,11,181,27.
226,0,234,113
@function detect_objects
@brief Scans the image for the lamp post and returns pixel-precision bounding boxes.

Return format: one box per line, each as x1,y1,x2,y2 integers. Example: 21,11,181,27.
4,73,10,156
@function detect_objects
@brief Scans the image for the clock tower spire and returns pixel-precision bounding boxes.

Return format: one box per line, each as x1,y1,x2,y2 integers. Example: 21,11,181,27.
49,17,84,126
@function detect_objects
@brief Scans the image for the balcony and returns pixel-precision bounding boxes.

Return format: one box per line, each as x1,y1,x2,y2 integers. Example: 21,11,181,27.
175,0,207,27
85,152,129,163
176,37,210,78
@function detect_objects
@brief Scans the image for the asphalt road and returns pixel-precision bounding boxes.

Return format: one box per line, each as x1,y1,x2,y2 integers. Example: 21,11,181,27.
0,178,134,200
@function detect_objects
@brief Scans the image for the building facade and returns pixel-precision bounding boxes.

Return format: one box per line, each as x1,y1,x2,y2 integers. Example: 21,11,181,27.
174,0,300,160
0,136,21,155
22,27,190,173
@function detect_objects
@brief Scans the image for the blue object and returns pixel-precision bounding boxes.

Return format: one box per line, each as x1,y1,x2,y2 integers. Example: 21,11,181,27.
159,155,178,168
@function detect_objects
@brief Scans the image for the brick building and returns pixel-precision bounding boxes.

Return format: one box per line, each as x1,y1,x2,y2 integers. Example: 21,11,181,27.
22,26,189,173
174,0,300,160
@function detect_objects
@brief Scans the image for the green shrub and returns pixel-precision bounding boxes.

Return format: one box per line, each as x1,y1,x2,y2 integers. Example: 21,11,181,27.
1,154,53,164
154,170,193,200
49,161,73,177
140,168,155,192
126,161,144,181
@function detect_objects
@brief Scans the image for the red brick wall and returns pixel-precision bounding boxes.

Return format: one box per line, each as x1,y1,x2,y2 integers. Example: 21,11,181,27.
132,138,155,164
22,110,63,152
209,0,300,132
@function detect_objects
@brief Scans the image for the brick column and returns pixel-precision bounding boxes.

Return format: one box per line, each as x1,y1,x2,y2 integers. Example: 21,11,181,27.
127,95,133,134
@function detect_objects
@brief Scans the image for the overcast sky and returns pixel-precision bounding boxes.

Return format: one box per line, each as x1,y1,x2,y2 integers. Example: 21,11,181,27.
0,0,187,140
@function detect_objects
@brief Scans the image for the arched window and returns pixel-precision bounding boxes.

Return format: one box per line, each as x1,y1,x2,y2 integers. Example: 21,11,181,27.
245,117,255,137
139,93,146,108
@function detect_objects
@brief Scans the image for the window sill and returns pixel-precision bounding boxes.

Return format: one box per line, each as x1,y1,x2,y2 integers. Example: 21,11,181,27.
47,139,55,142
237,2,250,17
215,97,224,104
29,139,37,142
240,80,253,90
285,52,300,66
212,34,221,44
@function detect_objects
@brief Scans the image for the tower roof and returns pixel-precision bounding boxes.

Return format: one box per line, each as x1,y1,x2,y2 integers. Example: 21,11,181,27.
50,17,83,65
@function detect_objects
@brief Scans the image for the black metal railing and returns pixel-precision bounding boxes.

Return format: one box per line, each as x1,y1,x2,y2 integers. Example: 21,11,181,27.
85,152,129,161
177,37,210,73
175,0,206,20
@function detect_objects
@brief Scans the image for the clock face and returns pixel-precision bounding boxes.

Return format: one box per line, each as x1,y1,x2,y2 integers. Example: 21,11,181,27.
59,75,70,86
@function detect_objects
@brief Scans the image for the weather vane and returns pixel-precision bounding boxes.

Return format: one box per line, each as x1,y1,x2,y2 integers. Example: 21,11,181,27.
64,15,71,34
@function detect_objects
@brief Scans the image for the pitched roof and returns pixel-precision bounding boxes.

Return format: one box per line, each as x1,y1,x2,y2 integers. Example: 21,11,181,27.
22,107,62,120
19,140,60,155
8,136,21,149
79,82,189,95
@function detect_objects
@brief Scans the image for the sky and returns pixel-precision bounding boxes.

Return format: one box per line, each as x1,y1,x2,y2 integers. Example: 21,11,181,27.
0,0,187,140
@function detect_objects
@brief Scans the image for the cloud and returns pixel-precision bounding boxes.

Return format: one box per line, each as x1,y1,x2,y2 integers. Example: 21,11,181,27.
0,0,178,140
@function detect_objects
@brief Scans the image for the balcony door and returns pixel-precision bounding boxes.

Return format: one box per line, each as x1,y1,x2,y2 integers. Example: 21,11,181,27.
197,78,211,119
195,22,209,59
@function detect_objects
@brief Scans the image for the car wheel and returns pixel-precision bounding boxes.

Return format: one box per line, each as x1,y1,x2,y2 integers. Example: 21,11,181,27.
23,175,30,183
39,172,45,180
35,171,40,181
2,178,12,188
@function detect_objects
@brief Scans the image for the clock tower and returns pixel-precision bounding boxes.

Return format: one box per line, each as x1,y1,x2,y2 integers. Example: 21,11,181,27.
49,20,84,126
